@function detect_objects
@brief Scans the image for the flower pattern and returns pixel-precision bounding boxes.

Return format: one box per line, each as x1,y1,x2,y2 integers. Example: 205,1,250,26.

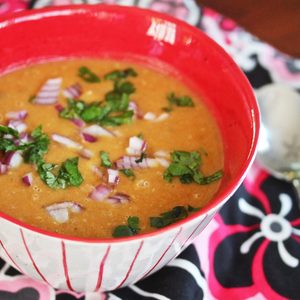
208,171,300,299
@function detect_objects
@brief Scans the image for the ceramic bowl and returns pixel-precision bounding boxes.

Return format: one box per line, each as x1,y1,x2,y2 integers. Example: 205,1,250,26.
0,5,259,292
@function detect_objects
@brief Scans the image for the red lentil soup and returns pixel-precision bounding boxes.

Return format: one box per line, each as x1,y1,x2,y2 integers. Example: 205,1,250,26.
0,59,223,238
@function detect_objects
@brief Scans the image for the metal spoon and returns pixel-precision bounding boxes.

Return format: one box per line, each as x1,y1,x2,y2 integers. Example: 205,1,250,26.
256,83,300,204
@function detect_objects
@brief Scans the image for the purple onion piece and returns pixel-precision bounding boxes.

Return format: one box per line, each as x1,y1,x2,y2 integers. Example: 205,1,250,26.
22,172,33,186
0,163,8,174
34,78,62,105
6,110,28,121
4,151,23,169
107,193,130,204
89,185,112,202
81,132,97,143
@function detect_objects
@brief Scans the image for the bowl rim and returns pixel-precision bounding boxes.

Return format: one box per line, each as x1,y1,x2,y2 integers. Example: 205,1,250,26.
0,4,260,244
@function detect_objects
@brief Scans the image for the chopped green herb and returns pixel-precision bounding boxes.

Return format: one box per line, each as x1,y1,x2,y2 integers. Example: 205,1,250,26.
120,168,135,179
150,205,201,229
150,206,189,229
100,151,113,168
38,157,83,189
188,205,200,212
113,216,140,237
163,150,222,185
163,92,195,112
23,126,50,165
61,68,138,127
0,125,19,138
135,152,146,164
104,68,137,81
78,66,100,83
0,125,23,152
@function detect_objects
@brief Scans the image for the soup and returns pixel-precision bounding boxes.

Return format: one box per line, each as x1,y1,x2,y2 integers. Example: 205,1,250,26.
0,59,223,238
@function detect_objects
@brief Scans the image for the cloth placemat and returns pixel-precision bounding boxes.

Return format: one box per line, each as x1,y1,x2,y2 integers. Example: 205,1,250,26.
0,1,299,299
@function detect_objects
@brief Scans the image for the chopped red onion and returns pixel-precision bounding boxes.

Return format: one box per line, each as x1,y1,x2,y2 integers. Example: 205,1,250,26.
19,132,30,144
155,158,170,168
45,201,83,223
54,103,64,113
116,156,159,169
63,83,82,99
79,148,94,159
34,78,62,105
0,163,8,174
91,165,103,178
72,118,85,128
107,169,120,185
107,193,130,204
143,112,156,121
81,132,97,143
51,134,82,150
126,136,147,155
154,150,169,158
4,151,23,169
155,113,169,122
22,172,33,186
6,110,28,120
8,120,27,133
89,185,112,202
128,101,143,119
82,124,116,138
143,112,169,122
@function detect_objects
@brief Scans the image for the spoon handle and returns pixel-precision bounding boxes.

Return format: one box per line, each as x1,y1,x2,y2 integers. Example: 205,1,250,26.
292,178,300,208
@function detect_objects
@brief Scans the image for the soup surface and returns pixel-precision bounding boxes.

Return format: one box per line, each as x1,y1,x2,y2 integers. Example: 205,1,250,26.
0,59,223,238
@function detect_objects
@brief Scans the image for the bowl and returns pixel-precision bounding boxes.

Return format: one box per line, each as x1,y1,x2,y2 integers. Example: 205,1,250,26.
0,5,259,292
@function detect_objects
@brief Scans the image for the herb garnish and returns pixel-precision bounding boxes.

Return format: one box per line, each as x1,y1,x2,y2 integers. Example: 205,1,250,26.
0,125,23,152
100,151,113,168
78,66,100,83
163,150,223,185
163,92,194,112
23,126,50,165
120,168,135,179
150,205,200,229
60,68,137,127
0,125,83,189
113,216,140,237
38,157,83,189
104,68,137,81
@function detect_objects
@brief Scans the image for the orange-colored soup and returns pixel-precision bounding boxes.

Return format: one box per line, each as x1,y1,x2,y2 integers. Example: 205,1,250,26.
0,59,223,238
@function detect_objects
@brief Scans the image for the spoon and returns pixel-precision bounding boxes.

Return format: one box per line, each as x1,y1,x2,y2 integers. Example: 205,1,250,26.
255,83,300,204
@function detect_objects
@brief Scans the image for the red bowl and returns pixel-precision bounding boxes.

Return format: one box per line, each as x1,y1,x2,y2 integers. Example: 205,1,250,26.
0,5,259,292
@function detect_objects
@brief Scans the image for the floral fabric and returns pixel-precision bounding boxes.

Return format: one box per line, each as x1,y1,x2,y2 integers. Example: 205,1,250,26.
0,0,300,299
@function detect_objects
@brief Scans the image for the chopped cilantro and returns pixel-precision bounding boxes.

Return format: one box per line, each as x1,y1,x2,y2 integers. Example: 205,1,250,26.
100,151,113,168
120,168,135,179
23,126,50,165
150,206,189,228
0,125,23,152
150,205,200,229
78,66,100,83
104,68,137,81
163,150,223,185
113,216,140,237
0,125,19,138
60,68,138,127
38,157,83,189
163,92,194,112
188,205,200,212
